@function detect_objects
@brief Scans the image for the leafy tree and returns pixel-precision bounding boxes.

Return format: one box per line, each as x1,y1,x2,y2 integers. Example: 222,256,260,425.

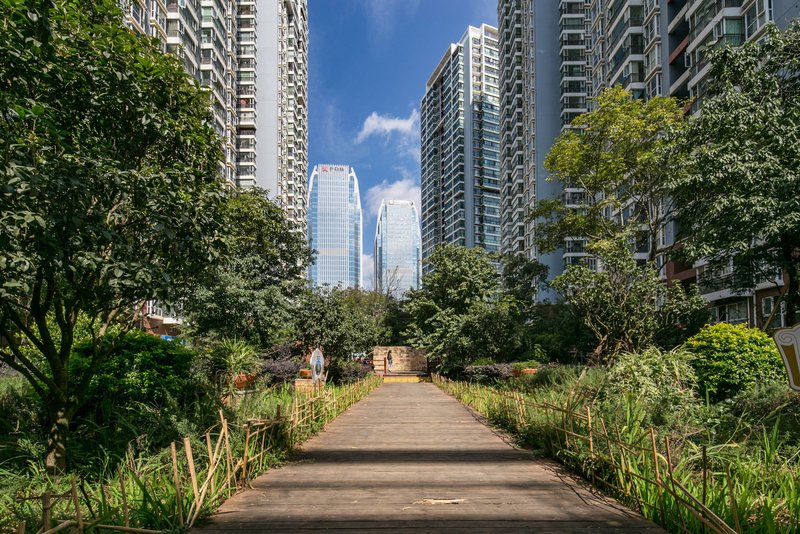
405,245,529,373
535,87,687,262
671,24,800,324
0,0,226,471
550,237,708,363
527,303,595,364
183,188,311,347
501,253,549,314
295,287,390,363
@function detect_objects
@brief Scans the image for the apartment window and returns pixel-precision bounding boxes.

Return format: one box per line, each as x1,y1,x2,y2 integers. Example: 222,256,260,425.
711,301,749,325
745,0,772,38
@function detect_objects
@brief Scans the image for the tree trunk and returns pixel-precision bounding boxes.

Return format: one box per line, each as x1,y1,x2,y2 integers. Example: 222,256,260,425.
45,402,71,474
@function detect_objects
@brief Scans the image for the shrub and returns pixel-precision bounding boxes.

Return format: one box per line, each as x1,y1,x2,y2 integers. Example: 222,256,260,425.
464,363,513,384
683,323,785,402
602,347,700,429
72,331,197,406
261,358,302,386
327,360,373,385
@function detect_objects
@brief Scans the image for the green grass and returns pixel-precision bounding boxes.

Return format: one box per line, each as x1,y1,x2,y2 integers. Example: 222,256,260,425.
434,373,800,533
0,377,382,533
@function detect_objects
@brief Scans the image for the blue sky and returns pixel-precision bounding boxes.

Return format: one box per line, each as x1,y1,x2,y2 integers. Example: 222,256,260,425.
307,0,497,287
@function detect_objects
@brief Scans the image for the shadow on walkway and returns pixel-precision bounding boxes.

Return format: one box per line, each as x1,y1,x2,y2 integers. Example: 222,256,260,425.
194,383,664,533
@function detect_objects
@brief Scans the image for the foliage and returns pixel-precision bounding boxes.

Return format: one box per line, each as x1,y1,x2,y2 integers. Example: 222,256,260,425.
551,237,708,361
464,363,513,384
405,245,530,374
683,323,785,402
295,287,390,363
0,0,227,470
326,359,373,385
501,253,549,313
260,358,302,387
527,304,595,363
535,87,687,261
671,23,800,323
72,331,196,406
602,347,700,430
183,188,311,347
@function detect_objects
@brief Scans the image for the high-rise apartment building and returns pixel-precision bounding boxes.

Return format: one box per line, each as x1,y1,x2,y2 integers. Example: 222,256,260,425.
496,1,591,299
200,0,238,184
126,1,310,223
307,165,363,289
374,200,422,298
420,24,502,270
497,0,798,316
498,0,535,257
236,0,309,233
123,0,168,49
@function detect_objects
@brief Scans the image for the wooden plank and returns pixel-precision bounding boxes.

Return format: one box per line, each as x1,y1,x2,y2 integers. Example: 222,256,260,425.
194,383,663,533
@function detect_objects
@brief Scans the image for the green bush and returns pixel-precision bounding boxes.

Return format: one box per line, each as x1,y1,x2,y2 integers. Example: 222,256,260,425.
72,331,197,405
602,347,700,430
683,323,785,402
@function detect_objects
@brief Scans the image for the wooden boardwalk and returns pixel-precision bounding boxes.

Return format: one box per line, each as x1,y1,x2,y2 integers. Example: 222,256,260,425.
195,382,663,533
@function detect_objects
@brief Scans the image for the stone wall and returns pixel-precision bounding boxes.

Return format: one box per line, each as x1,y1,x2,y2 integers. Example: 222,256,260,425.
372,346,427,374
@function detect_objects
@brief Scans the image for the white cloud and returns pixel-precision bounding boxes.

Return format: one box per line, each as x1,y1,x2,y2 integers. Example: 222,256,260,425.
361,253,375,291
365,177,422,218
355,109,419,144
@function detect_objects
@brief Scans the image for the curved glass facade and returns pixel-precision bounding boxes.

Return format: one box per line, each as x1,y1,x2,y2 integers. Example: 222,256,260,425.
374,200,422,298
307,164,362,288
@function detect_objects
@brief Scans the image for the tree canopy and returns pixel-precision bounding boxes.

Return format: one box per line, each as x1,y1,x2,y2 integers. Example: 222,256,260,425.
404,245,538,373
0,0,227,470
535,87,687,262
671,23,800,324
183,188,311,347
550,236,707,362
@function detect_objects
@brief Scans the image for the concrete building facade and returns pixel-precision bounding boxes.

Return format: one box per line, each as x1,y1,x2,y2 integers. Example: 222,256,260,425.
420,24,502,270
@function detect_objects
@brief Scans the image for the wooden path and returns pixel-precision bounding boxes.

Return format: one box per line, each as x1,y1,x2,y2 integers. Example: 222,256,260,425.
195,382,663,533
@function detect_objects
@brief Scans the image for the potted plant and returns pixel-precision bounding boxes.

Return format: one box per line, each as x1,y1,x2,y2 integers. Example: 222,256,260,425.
512,360,541,377
218,337,259,391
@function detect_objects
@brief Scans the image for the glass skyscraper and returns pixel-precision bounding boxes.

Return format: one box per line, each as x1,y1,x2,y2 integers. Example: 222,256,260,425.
374,200,422,298
307,164,362,288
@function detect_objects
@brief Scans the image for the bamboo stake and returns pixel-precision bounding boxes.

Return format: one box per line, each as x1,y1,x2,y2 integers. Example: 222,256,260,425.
205,433,216,496
221,411,233,497
15,521,25,534
664,436,688,533
42,491,52,531
702,445,708,534
650,428,667,526
170,442,184,527
241,422,251,486
183,437,200,514
70,479,83,533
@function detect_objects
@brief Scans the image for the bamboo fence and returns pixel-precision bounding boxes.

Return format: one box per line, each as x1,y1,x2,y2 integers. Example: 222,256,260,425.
432,373,739,534
18,376,381,534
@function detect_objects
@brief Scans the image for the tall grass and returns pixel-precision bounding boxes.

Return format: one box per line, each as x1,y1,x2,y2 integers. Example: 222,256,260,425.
434,374,799,534
2,377,382,533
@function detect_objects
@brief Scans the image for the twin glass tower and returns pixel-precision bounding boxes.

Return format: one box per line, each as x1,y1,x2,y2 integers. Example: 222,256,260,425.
307,165,421,297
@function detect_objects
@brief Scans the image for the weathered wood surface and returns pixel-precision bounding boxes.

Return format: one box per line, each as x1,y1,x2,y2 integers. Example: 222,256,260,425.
194,383,664,533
